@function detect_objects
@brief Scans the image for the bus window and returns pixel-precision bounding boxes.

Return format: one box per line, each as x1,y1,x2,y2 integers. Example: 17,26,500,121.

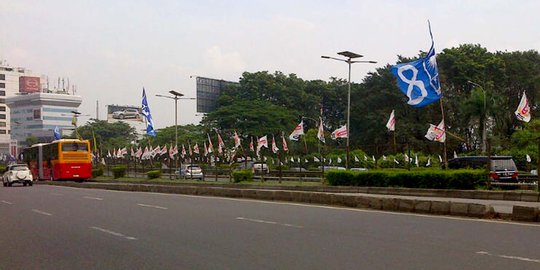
61,142,89,152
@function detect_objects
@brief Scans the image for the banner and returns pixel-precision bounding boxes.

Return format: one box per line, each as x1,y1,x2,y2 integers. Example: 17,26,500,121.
515,91,531,122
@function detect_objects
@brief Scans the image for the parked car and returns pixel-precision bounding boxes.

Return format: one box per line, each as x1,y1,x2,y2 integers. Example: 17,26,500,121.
448,156,519,183
3,164,33,187
176,164,204,179
112,108,140,119
350,167,368,171
318,166,346,171
236,161,270,174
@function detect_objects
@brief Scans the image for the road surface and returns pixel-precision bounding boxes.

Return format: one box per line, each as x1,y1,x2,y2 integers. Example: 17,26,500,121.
1,185,539,269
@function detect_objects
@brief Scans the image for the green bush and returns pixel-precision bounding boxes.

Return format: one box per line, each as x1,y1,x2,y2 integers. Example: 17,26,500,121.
112,165,127,179
326,169,486,190
147,170,162,179
233,169,253,183
92,167,104,178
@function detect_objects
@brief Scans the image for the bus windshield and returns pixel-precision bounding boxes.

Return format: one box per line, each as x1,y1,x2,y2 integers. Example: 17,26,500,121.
61,142,89,152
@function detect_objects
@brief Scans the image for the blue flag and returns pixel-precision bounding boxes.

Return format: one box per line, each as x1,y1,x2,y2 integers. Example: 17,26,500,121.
141,88,157,137
391,24,441,107
53,126,61,140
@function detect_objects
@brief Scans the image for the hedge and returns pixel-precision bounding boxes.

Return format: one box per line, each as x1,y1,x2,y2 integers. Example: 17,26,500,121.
147,170,162,179
326,169,486,190
92,167,104,178
232,169,254,183
112,165,128,179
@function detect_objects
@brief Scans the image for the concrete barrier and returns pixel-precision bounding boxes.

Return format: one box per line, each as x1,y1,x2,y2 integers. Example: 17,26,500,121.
45,182,534,222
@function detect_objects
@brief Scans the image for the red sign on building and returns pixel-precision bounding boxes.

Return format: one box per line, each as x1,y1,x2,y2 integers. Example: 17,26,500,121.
19,76,41,93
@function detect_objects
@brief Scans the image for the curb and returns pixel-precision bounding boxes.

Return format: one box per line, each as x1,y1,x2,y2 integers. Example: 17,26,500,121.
44,182,520,221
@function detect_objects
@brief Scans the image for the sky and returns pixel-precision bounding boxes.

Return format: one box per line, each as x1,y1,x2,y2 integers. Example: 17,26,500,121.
1,0,539,130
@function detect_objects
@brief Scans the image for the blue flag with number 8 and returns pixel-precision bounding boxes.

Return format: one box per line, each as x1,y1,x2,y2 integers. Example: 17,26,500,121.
391,24,441,107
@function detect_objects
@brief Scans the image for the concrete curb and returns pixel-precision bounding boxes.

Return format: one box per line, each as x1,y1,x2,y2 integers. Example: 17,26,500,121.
47,182,510,221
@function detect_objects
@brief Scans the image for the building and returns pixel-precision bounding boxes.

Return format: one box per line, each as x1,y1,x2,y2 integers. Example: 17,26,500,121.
6,92,82,147
0,63,44,155
195,76,238,113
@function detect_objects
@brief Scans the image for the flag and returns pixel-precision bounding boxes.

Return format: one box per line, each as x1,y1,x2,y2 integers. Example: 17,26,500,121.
207,134,214,154
454,151,458,158
289,120,304,141
257,136,268,150
281,133,289,152
203,141,208,156
107,150,111,158
386,110,396,131
426,158,431,167
329,159,332,165
271,135,279,153
169,145,178,159
354,155,359,162
181,145,186,158
364,155,368,161
337,157,342,163
425,120,446,143
160,145,168,156
135,147,142,159
526,154,531,163
217,133,225,154
515,91,531,122
383,155,387,161
101,158,106,166
189,144,193,156
404,154,409,162
415,155,419,167
130,147,135,157
53,126,61,140
394,158,400,164
331,125,348,140
317,117,325,143
233,130,241,148
249,137,254,152
141,88,157,136
194,143,200,154
438,155,443,163
314,156,320,162
372,155,376,162
152,145,160,158
391,22,441,107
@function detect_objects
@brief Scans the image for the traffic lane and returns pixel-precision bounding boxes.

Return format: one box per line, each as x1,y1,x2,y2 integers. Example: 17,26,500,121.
43,186,540,269
2,185,540,269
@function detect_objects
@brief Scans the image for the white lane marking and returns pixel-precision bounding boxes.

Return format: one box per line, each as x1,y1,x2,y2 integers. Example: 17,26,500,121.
476,251,540,263
137,203,168,210
90,226,137,240
83,196,104,201
1,200,13,205
32,209,52,216
52,185,540,228
236,217,303,228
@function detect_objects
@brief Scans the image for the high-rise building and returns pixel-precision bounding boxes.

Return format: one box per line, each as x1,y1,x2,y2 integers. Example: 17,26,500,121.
6,92,82,144
0,63,44,155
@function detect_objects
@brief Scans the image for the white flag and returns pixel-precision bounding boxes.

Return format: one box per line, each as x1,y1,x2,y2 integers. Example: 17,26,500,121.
372,155,376,162
438,155,443,163
425,120,446,143
526,154,531,163
415,155,419,167
386,110,396,131
314,156,320,162
337,157,342,163
331,125,348,140
317,117,325,143
454,151,458,158
289,120,304,141
271,135,279,153
394,158,400,164
426,158,431,167
383,155,387,161
515,91,531,122
354,155,359,162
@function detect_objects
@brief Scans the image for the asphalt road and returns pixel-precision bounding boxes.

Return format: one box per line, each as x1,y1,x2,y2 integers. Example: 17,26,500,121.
1,185,539,270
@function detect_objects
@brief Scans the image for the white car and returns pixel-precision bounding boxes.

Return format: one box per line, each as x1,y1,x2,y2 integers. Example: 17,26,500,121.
3,164,33,187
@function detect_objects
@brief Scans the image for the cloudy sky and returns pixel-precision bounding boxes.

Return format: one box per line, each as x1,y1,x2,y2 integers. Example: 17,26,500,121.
1,0,539,129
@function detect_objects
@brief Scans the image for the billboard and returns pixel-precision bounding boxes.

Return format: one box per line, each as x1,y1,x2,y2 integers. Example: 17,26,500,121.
106,105,143,123
195,76,238,113
19,76,41,93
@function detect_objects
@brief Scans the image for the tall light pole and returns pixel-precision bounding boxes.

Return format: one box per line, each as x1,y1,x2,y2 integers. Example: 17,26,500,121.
467,81,487,154
156,91,195,168
321,51,376,169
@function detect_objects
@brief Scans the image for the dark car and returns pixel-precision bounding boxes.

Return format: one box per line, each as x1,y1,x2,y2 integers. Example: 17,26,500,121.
448,156,518,183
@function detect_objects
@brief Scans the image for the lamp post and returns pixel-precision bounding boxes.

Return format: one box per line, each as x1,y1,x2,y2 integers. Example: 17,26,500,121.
156,91,196,169
321,51,376,169
467,81,487,154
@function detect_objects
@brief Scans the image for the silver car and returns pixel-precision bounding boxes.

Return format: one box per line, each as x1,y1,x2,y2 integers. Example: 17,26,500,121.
112,109,140,119
176,165,204,179
3,164,33,187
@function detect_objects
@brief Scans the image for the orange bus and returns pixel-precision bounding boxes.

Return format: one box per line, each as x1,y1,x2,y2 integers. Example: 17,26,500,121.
24,139,92,181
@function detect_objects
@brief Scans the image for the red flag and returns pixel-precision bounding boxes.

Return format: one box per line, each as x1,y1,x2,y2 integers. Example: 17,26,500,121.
331,125,348,140
249,136,254,152
233,130,241,148
193,143,200,154
272,135,279,153
281,132,289,152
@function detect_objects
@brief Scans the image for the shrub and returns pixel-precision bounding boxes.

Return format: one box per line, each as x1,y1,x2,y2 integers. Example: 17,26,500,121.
232,169,253,183
92,167,104,178
147,170,162,179
326,169,486,190
112,165,127,179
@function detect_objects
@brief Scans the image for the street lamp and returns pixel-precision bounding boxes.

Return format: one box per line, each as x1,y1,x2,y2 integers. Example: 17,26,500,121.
467,81,487,154
321,51,376,169
155,91,195,168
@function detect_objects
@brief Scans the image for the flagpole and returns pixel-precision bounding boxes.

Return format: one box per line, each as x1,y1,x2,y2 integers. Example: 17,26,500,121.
439,97,448,169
